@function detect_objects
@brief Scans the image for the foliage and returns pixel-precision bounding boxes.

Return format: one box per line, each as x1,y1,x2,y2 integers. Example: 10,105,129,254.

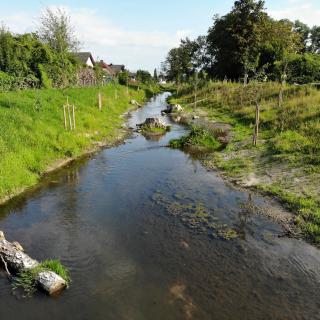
282,53,320,84
170,126,222,150
118,70,130,85
37,7,79,54
141,126,169,135
162,36,207,82
136,70,153,84
0,9,81,90
162,0,320,84
207,0,267,80
153,68,158,81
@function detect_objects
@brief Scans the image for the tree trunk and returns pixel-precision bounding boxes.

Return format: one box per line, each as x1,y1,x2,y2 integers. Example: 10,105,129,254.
0,231,67,295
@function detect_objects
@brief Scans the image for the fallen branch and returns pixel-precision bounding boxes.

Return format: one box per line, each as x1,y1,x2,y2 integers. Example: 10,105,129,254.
0,253,11,277
0,231,67,295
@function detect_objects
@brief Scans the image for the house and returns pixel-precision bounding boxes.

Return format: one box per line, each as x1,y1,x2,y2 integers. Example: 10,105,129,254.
73,52,96,86
109,64,125,75
98,60,116,77
130,72,137,82
74,52,95,68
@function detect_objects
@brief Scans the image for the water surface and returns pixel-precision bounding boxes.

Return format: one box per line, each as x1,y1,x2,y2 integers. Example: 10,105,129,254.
0,93,319,320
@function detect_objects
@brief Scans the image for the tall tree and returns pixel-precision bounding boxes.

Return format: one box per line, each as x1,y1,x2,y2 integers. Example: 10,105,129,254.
37,7,79,54
207,0,267,81
310,26,320,53
153,68,158,81
293,20,310,52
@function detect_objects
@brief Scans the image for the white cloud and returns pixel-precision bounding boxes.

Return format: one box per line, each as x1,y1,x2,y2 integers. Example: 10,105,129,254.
269,2,320,27
1,6,189,72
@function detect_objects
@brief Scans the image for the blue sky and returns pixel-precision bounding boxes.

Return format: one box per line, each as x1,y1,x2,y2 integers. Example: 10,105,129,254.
2,0,320,72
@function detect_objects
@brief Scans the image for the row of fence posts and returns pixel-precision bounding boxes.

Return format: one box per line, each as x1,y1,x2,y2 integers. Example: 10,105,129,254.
63,97,76,130
63,91,110,130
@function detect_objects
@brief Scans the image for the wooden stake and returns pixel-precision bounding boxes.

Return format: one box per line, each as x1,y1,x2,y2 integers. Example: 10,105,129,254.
63,105,67,129
72,105,76,130
253,102,260,146
68,104,73,130
98,92,102,110
278,87,283,108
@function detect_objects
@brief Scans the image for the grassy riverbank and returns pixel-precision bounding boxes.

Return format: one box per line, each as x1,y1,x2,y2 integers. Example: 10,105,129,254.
169,81,320,243
0,84,153,203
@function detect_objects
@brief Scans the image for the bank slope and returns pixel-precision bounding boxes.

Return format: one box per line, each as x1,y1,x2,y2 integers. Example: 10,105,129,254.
169,82,320,243
0,84,148,203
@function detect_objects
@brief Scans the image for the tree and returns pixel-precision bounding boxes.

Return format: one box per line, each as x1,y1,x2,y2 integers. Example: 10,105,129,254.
207,0,267,82
162,36,208,83
118,70,130,85
37,7,79,54
310,26,320,53
153,68,158,81
293,20,310,52
260,18,302,81
137,70,152,84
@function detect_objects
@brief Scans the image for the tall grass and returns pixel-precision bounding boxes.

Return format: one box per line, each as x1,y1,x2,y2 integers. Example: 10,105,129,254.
173,81,320,165
0,83,148,201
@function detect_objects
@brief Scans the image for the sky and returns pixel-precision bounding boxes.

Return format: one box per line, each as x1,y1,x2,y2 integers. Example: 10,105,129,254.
1,0,320,72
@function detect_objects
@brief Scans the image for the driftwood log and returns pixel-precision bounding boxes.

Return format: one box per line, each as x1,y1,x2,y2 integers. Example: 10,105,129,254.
0,231,66,295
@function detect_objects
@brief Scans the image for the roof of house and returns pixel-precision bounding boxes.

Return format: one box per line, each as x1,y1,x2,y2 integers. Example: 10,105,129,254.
74,52,95,66
109,64,125,74
98,60,115,76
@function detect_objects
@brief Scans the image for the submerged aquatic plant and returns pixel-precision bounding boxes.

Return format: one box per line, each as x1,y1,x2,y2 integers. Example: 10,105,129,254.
152,191,239,240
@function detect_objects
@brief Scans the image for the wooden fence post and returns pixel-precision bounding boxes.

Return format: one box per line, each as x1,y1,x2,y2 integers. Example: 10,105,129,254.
63,105,67,129
68,104,73,130
253,102,260,146
98,92,102,110
72,105,76,129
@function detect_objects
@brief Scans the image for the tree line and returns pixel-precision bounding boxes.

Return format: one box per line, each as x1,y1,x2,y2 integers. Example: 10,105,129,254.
162,0,320,84
0,8,102,90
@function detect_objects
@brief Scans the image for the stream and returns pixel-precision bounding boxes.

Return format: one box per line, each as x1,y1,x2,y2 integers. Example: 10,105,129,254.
0,92,320,320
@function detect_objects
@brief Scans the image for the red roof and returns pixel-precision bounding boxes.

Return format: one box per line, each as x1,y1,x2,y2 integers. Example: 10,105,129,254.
98,60,115,76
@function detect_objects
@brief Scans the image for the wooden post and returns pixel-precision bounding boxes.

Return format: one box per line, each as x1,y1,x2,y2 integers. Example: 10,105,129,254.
63,105,67,129
253,102,260,146
68,104,73,130
98,92,102,110
72,105,76,130
278,87,283,108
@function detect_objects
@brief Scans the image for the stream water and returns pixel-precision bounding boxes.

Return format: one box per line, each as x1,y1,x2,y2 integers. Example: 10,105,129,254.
0,93,319,320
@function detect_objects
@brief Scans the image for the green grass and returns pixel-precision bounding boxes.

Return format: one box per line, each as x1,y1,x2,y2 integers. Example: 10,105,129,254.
169,81,320,244
12,259,70,297
141,125,170,135
40,259,71,284
0,84,149,201
170,126,222,150
261,184,320,243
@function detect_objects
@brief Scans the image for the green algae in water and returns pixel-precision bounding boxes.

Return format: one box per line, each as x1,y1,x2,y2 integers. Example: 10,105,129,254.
152,191,239,240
